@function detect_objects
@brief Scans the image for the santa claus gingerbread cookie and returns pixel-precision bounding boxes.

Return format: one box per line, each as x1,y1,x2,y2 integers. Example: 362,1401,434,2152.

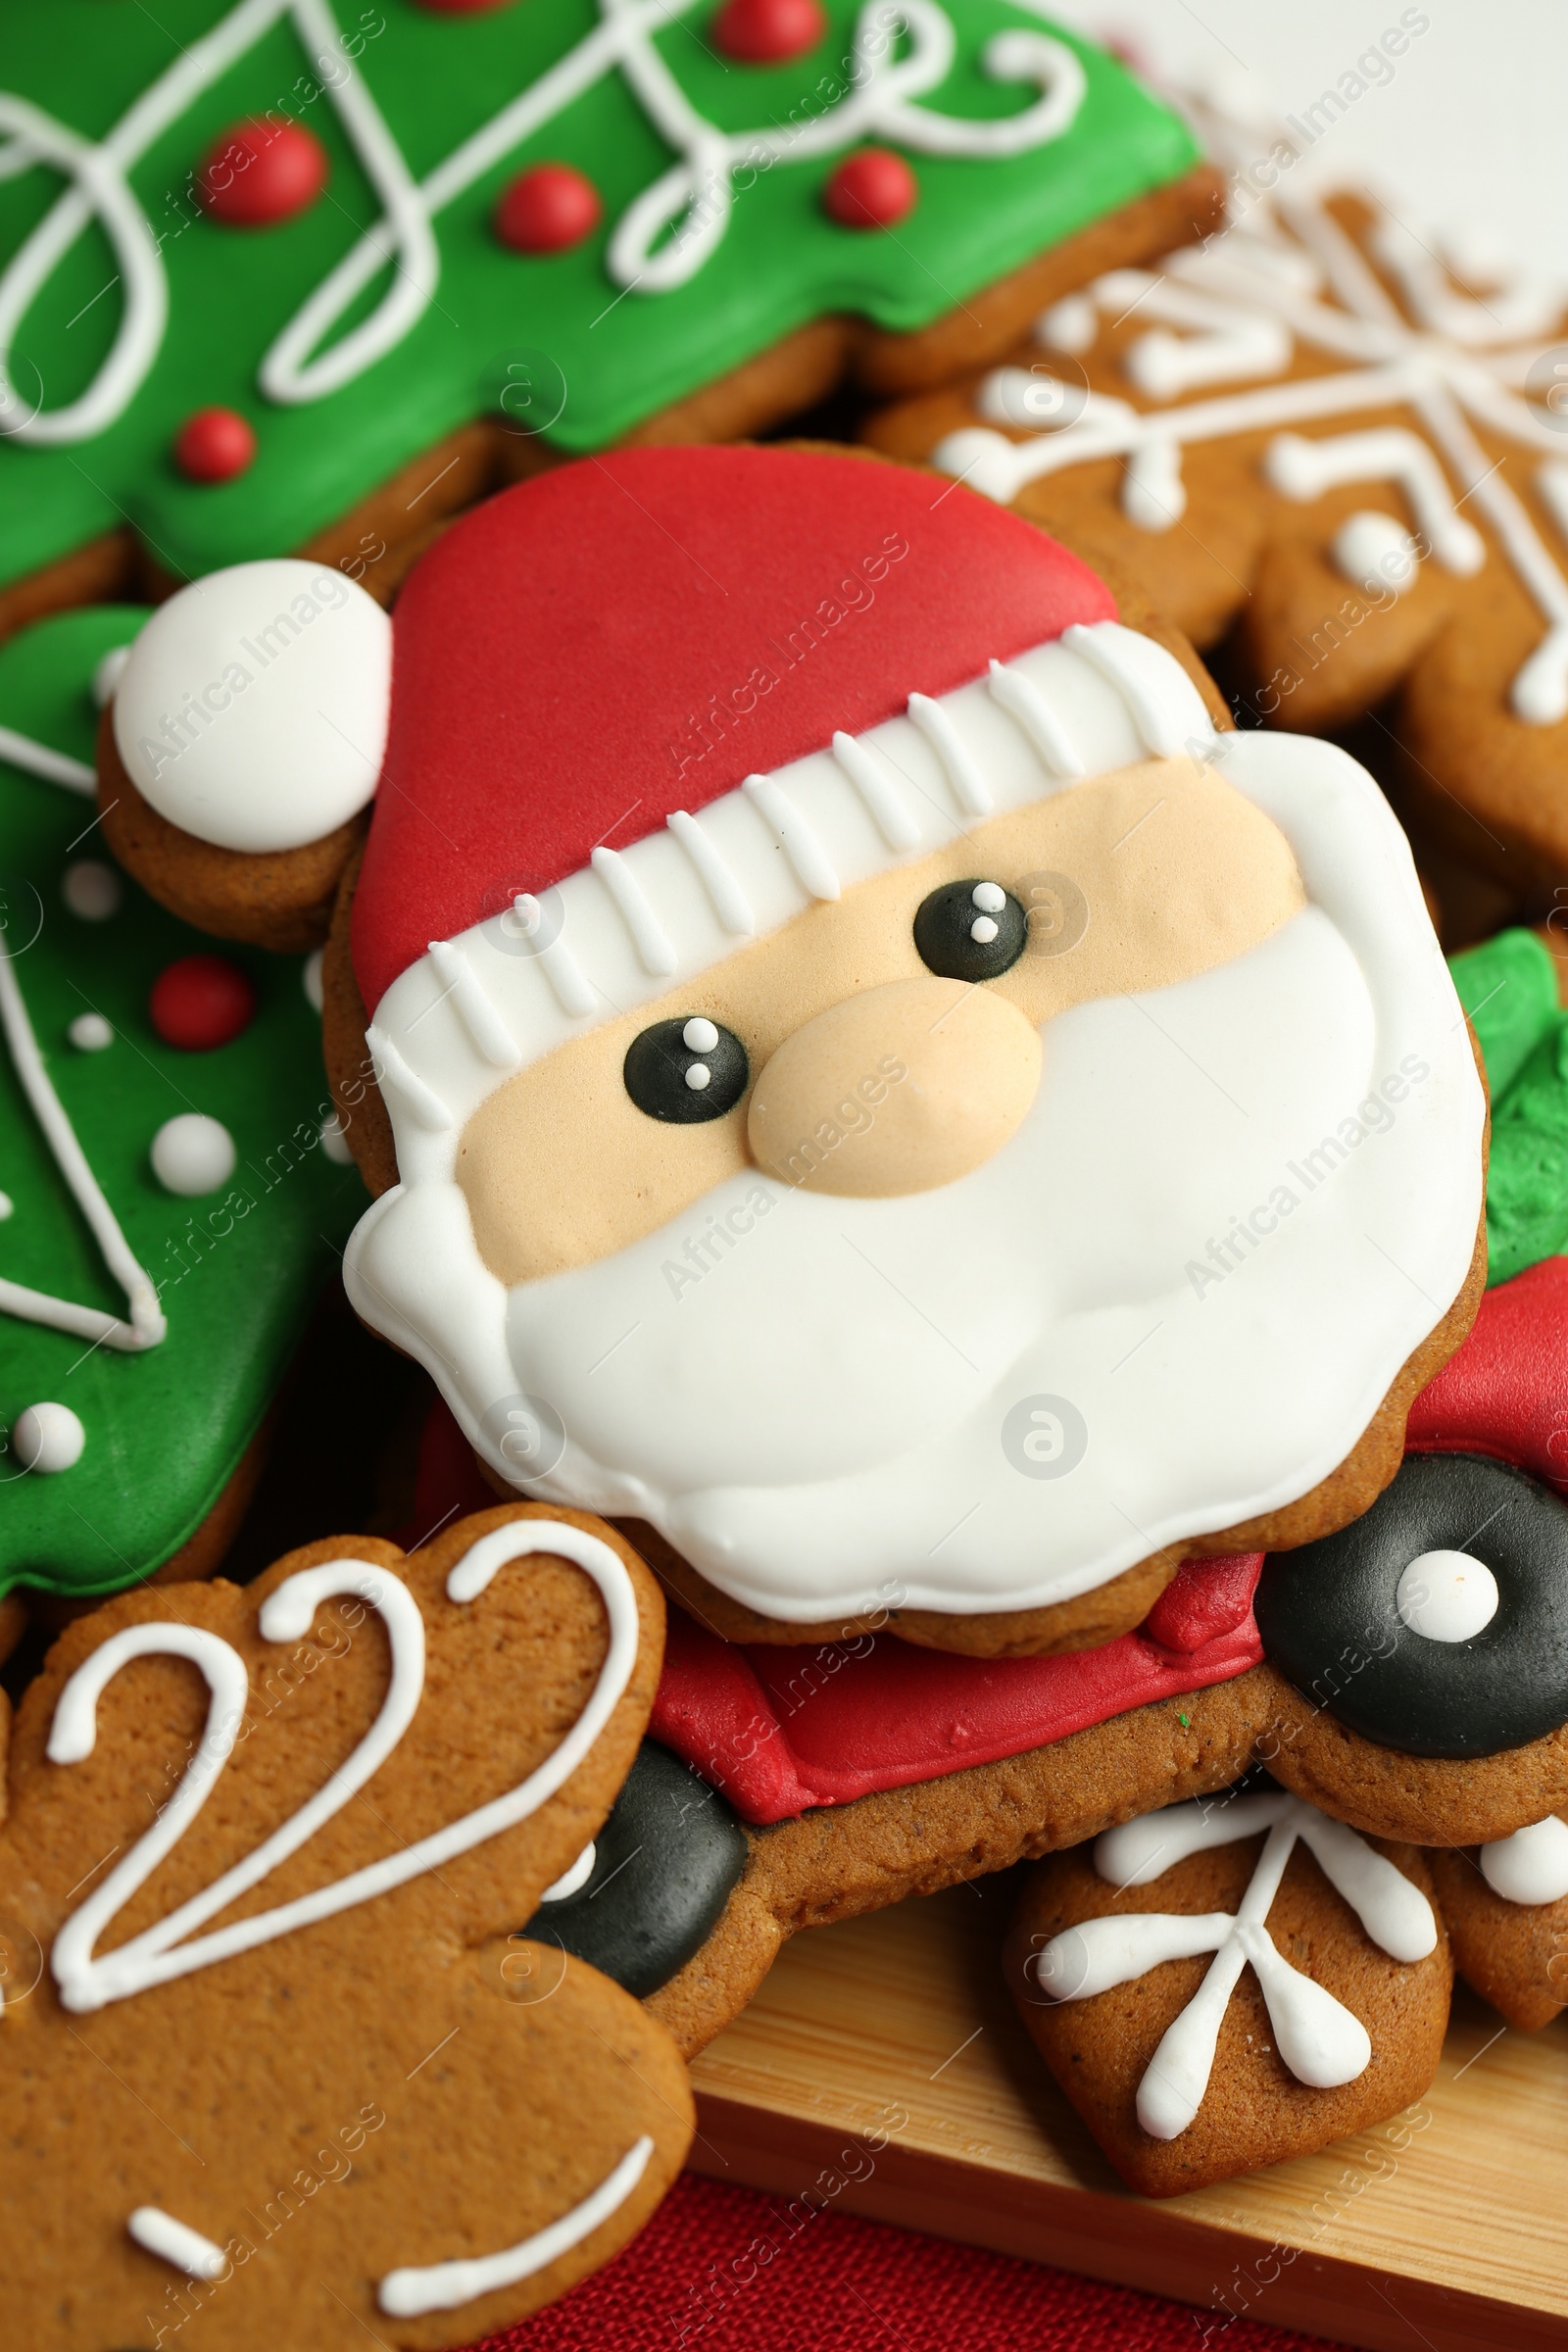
865,84,1568,903
391,981,1565,2064
0,1498,693,2347
0,0,1215,629
95,443,1488,1666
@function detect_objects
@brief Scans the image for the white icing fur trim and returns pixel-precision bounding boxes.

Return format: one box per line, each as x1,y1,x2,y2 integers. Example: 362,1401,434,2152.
0,927,165,1352
513,896,599,1016
987,659,1083,778
591,846,678,975
665,810,755,936
1036,1791,1436,2139
378,2136,655,2317
45,1520,639,2012
425,940,521,1071
0,0,1084,443
742,772,841,903
112,560,391,854
1061,622,1201,760
906,689,995,814
831,731,921,852
933,176,1568,727
367,623,1214,1157
366,1025,453,1135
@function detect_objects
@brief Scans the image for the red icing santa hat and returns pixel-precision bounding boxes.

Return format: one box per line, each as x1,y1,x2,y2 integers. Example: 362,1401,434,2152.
349,448,1214,1152
352,446,1126,1003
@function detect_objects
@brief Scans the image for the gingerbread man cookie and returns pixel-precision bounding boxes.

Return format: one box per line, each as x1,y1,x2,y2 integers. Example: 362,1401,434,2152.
0,1500,692,2347
0,0,1215,628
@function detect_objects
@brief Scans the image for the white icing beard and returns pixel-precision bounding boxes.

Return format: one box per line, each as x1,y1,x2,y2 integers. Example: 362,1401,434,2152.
345,731,1484,1624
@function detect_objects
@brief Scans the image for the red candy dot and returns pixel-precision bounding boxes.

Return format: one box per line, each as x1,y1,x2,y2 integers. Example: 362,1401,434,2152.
494,163,603,256
824,148,917,231
150,956,258,1052
174,407,257,484
712,0,826,63
199,118,327,228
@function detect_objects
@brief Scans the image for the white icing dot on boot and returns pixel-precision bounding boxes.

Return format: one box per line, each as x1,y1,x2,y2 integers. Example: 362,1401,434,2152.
13,1401,85,1474
1396,1548,1499,1642
69,1012,113,1052
151,1113,236,1197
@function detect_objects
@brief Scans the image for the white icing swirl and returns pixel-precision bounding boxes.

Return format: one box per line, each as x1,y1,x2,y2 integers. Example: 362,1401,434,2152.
0,0,1087,441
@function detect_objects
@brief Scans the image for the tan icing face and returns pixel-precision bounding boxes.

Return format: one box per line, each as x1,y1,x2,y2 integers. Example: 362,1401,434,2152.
457,757,1305,1286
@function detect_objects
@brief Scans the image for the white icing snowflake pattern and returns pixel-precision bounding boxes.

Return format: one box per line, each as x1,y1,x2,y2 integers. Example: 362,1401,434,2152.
0,0,1085,443
1028,1788,1437,2140
936,122,1568,725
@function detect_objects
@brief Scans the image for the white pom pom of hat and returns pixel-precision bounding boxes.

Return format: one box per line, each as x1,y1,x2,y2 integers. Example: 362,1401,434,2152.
113,560,391,854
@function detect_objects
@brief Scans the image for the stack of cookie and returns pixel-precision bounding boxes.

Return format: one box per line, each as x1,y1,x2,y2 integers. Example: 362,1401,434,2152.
0,10,1563,2341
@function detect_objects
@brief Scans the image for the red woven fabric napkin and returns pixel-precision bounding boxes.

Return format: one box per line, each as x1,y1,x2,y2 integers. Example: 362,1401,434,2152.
467,2172,1343,2351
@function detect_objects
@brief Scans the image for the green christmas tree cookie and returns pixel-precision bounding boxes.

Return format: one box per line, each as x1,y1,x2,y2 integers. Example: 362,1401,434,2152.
0,0,1200,590
0,606,366,1599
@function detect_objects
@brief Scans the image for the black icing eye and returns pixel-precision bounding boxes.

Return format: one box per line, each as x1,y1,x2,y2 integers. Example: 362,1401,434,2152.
521,1740,748,1999
913,879,1028,981
1255,1452,1568,1758
623,1015,749,1123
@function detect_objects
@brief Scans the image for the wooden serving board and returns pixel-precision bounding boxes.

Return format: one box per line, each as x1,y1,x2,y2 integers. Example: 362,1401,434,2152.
688,1872,1568,2351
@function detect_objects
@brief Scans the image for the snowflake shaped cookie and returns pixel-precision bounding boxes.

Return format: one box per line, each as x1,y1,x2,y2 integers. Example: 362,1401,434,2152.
869,93,1568,892
1010,1783,1449,2192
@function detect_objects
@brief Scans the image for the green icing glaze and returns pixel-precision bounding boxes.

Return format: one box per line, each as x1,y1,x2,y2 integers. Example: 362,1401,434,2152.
1486,1020,1568,1287
1448,926,1568,1287
0,606,367,1599
0,1,1198,586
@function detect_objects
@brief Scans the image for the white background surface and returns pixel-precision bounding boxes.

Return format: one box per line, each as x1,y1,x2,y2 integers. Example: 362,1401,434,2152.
1049,1,1568,277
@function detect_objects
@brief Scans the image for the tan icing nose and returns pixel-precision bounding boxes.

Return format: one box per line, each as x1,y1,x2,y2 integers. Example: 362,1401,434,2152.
747,976,1043,1198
